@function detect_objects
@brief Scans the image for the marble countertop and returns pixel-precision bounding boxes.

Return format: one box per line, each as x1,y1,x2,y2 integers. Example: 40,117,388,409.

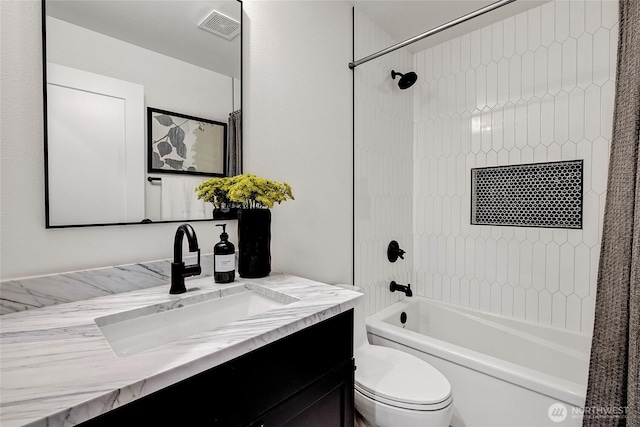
0,273,361,427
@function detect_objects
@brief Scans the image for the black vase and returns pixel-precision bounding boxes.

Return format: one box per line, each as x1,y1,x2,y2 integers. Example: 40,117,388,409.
237,209,271,278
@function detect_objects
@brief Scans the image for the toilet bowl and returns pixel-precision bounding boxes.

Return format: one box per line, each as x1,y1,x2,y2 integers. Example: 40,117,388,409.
336,284,453,427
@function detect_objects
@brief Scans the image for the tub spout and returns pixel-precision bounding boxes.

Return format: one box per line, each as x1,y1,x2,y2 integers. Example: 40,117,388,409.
390,281,412,297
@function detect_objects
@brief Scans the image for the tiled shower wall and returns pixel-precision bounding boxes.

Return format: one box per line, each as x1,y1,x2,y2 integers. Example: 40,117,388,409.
354,10,414,317
412,0,618,332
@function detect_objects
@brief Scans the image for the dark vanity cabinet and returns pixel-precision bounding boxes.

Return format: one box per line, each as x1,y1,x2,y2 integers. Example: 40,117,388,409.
81,310,354,427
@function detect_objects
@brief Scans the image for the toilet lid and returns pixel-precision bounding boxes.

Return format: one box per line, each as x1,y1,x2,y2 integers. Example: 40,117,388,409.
355,345,452,410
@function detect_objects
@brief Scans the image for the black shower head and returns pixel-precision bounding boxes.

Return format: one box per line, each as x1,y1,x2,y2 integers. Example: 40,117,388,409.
391,70,418,89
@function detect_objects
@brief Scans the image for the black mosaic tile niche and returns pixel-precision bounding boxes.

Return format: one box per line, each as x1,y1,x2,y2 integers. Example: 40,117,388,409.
471,160,583,229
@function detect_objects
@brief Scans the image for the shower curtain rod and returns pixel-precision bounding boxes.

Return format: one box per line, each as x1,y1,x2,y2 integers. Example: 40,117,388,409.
349,0,517,69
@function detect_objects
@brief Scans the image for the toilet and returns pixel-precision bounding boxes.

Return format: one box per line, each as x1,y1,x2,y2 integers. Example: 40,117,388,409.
337,284,453,427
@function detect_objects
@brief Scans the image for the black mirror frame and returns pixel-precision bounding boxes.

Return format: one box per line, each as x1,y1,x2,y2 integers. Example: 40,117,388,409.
41,0,243,228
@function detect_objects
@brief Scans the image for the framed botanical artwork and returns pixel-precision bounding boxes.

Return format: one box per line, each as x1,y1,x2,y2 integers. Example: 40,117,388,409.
147,107,227,176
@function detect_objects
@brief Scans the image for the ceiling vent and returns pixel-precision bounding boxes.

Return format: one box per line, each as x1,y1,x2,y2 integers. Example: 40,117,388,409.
198,10,240,40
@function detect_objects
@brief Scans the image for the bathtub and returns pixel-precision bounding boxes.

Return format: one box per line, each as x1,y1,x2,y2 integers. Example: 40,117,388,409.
365,297,591,427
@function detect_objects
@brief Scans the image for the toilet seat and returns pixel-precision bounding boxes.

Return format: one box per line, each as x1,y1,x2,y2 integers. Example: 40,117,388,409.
355,345,452,411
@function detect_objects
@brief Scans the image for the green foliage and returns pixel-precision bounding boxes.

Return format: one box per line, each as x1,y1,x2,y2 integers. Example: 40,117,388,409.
196,174,295,209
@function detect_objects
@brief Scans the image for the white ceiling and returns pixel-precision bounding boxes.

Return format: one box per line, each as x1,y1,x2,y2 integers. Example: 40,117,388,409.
45,0,241,78
46,0,546,79
353,0,546,56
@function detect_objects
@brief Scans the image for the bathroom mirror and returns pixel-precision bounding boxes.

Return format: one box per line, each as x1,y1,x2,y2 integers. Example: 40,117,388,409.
43,0,242,228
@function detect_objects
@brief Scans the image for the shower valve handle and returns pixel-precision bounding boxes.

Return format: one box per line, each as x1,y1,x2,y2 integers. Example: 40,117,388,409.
387,240,406,262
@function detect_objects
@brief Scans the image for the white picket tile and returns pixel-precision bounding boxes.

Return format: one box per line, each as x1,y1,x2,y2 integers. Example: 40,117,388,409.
574,244,591,298
470,29,482,68
555,0,571,43
528,7,541,51
470,279,480,308
560,243,575,295
539,290,553,324
552,292,567,328
532,241,547,291
503,16,516,58
569,0,585,39
585,84,601,141
487,62,498,108
545,242,561,293
548,42,563,95
528,97,541,147
577,33,594,89
476,65,487,110
496,238,508,285
526,288,539,322
460,33,471,70
554,90,569,144
566,294,582,330
562,37,577,91
535,47,548,98
503,103,515,150
500,285,513,316
515,13,528,54
585,0,602,34
514,287,526,319
480,280,491,311
522,51,535,100
482,26,492,66
569,87,585,142
540,1,555,47
601,0,618,29
509,55,522,104
593,28,610,86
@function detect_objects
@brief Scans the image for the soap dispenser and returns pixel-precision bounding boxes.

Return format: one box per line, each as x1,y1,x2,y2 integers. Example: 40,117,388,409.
214,224,235,283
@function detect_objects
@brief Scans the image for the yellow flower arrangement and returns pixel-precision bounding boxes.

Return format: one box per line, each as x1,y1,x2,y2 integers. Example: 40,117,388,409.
196,174,294,209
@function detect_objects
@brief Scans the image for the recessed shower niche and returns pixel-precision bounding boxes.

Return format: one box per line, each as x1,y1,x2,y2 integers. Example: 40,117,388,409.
471,160,584,229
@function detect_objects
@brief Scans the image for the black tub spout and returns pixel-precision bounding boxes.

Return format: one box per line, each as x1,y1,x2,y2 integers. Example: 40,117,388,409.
389,281,413,297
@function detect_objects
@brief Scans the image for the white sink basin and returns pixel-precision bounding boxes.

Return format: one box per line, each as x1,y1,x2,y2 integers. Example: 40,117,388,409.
95,285,292,357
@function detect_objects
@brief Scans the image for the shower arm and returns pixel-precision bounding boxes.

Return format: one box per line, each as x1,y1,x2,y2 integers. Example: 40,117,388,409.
349,0,517,70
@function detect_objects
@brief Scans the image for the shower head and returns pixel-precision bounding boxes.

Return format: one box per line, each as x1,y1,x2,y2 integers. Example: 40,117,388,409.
391,70,418,89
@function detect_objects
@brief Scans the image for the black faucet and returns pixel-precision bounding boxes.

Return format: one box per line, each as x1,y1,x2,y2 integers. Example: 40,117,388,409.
390,281,413,297
170,224,202,294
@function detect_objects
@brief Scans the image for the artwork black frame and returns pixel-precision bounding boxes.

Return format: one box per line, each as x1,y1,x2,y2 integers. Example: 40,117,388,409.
147,107,227,177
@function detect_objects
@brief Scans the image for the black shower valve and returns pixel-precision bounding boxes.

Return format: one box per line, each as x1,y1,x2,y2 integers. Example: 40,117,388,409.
387,240,406,263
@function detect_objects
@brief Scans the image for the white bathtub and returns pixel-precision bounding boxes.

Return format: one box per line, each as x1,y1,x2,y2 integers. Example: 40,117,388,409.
366,297,591,427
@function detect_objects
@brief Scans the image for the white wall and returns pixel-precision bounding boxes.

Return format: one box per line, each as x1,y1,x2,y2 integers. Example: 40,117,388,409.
1,0,353,284
242,1,353,286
